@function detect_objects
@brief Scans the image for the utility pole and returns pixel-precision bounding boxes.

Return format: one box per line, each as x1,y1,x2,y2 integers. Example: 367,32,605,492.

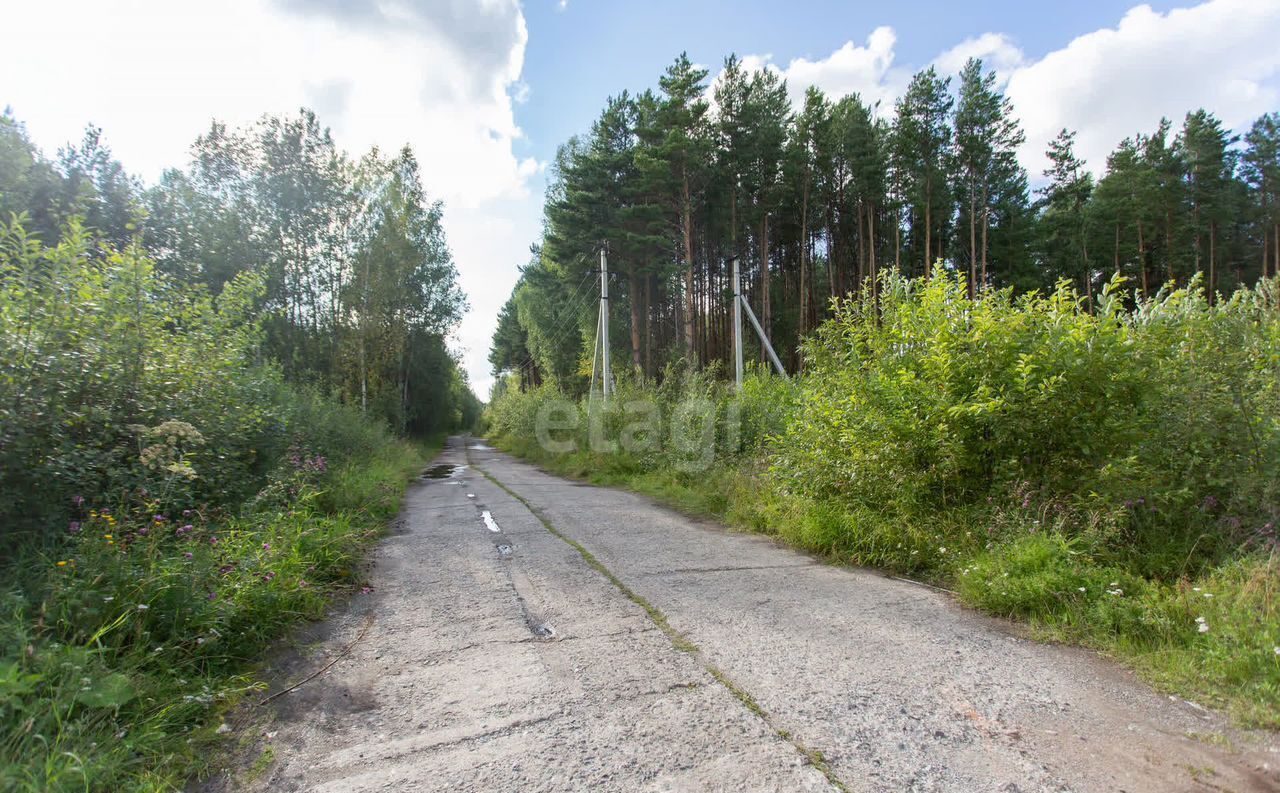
600,245,610,403
732,255,743,389
730,253,785,386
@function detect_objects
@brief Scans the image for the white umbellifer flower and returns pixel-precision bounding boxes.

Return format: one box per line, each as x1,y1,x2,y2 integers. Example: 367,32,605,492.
136,604,149,611
1077,587,1086,593
1195,616,1209,633
1203,593,1213,599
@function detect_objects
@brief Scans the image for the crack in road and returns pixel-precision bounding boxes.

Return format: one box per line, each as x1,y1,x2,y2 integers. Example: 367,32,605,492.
463,438,851,793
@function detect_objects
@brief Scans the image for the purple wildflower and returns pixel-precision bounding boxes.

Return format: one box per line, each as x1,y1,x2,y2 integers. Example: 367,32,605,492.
69,520,81,533
209,536,218,546
262,571,276,582
71,495,84,508
262,542,271,551
183,552,193,560
207,591,217,601
153,514,166,523
182,509,191,518
137,527,148,536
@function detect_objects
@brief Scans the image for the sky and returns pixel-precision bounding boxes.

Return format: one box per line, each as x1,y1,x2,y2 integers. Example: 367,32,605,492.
3,0,1279,398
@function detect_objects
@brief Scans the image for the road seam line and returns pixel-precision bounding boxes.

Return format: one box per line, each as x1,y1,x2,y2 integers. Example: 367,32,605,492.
464,440,850,793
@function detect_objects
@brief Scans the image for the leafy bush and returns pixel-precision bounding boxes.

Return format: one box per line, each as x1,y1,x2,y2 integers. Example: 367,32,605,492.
773,271,1280,578
0,220,429,790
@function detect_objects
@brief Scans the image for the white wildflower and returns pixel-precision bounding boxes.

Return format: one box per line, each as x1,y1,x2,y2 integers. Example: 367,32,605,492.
1195,616,1209,634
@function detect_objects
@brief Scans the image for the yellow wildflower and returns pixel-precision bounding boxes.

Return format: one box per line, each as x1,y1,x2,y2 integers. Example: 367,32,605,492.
56,560,67,567
103,534,113,540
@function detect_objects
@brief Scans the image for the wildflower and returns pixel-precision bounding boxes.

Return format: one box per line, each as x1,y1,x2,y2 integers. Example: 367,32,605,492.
938,547,946,554
69,521,81,533
1123,500,1133,509
262,571,276,582
176,524,193,536
359,586,373,595
183,552,193,560
1202,494,1219,510
103,534,113,540
1193,587,1201,592
71,495,84,507
103,596,114,603
101,509,111,516
1077,587,1086,593
1195,616,1209,634
137,527,148,536
298,580,308,588
262,542,271,551
1274,647,1279,656
154,514,166,523
1203,593,1213,599
1107,588,1123,596
207,591,217,601
182,509,192,518
136,604,149,611
209,536,218,546
1021,495,1031,509
56,560,67,567
1135,497,1144,506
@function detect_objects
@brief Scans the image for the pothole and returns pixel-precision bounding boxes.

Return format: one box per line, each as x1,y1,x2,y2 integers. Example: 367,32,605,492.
496,543,513,557
421,464,467,480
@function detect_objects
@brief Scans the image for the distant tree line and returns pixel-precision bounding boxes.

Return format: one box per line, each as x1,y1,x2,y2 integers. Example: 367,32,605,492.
490,53,1280,391
0,108,479,435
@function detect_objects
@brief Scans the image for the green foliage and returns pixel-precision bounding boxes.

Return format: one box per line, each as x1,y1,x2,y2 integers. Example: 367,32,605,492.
774,271,1280,579
0,217,431,790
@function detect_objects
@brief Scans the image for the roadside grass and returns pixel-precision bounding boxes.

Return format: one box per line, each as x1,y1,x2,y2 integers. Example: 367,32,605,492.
0,437,431,792
490,435,1280,732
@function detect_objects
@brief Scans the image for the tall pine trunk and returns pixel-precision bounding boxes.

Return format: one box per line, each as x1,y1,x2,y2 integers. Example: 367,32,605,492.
681,167,697,363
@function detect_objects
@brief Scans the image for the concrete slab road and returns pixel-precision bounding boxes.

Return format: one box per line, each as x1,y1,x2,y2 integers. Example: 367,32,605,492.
228,436,1279,793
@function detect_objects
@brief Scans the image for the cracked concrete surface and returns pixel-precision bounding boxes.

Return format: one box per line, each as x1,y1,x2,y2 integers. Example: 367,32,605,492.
213,437,1279,792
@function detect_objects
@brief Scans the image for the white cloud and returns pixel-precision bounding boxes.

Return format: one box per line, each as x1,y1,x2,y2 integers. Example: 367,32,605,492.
1006,0,1280,176
721,27,905,114
723,0,1280,178
932,33,1025,87
0,0,541,396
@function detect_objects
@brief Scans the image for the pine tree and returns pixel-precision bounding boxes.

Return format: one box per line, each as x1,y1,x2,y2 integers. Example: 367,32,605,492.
893,68,953,277
1036,129,1095,304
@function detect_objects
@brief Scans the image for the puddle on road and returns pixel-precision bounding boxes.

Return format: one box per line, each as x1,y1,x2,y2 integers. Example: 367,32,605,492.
481,510,501,533
421,464,467,480
468,441,492,451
